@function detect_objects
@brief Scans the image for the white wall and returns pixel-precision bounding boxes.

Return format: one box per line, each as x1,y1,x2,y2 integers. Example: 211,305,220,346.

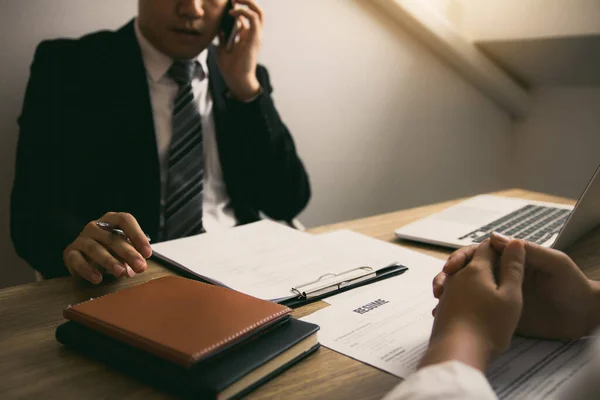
454,0,600,40
263,0,512,227
512,87,600,199
0,0,512,288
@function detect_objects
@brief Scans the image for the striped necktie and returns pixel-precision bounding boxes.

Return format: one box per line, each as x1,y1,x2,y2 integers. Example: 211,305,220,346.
164,60,205,240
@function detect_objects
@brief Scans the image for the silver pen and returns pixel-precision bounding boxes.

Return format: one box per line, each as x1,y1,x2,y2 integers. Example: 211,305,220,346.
96,221,151,243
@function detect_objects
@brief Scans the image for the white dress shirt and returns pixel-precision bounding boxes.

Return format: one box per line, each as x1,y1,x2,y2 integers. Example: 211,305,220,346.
383,361,496,400
134,21,237,233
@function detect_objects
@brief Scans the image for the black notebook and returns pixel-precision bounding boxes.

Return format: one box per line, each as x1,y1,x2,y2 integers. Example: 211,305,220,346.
56,319,319,400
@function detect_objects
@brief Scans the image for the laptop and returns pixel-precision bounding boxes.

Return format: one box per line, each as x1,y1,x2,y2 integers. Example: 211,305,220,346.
394,164,600,251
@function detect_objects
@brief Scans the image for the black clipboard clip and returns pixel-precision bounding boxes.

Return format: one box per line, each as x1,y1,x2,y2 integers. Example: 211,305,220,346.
292,266,376,299
283,262,409,308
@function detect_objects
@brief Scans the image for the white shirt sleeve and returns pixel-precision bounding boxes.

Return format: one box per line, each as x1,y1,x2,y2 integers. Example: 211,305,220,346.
382,361,497,400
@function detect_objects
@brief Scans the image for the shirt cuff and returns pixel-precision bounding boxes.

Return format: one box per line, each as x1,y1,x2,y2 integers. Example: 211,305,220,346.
383,361,497,400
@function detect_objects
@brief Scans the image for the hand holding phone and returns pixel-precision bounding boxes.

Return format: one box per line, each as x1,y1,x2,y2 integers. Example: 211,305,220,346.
217,0,264,101
221,0,240,51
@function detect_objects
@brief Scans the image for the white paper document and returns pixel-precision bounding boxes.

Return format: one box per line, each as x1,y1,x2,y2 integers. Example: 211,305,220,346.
151,221,424,301
316,230,446,294
301,274,440,377
489,337,592,399
302,268,594,399
152,220,329,301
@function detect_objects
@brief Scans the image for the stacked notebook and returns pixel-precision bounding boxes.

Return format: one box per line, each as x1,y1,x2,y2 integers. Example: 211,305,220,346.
55,276,320,399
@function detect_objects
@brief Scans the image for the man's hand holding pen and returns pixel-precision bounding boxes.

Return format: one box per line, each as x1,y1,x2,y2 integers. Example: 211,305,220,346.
62,212,152,284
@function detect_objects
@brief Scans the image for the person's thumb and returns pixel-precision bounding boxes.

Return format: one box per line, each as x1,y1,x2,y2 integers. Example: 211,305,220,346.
492,232,565,274
498,240,526,296
490,231,512,252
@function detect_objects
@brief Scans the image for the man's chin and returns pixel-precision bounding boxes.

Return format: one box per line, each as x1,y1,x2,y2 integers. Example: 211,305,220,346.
159,32,211,60
167,44,211,60
171,41,211,60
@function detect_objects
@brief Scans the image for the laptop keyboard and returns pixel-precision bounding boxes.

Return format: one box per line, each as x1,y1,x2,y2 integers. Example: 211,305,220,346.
458,205,571,245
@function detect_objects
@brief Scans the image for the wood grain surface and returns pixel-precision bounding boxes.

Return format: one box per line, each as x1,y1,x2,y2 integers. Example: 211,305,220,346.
1,189,597,399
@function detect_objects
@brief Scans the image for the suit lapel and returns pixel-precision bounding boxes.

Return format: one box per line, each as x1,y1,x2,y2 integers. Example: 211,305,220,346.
207,46,228,136
113,21,158,159
207,46,236,184
112,21,162,232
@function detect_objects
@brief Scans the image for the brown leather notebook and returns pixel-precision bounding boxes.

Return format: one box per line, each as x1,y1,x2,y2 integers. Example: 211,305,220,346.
63,276,292,368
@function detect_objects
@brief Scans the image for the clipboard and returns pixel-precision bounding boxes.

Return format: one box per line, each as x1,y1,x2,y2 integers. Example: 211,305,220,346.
153,251,408,309
281,263,408,308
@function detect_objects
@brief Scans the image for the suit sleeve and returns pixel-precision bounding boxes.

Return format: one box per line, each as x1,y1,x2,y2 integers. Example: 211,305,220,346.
10,41,87,279
225,66,311,221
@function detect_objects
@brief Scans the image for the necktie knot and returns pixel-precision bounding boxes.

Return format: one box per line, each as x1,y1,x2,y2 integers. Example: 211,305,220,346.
168,60,197,85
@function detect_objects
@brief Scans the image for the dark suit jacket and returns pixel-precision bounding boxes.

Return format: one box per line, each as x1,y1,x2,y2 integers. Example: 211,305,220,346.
11,21,310,279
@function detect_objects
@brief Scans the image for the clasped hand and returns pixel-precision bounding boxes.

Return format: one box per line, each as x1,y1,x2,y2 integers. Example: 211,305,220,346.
424,232,600,372
420,239,526,371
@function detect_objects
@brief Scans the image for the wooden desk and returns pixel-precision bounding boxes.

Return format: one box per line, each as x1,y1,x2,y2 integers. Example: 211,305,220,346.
2,189,599,399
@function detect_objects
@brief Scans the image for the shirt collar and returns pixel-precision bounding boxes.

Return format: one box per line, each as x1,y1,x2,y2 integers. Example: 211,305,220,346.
134,19,208,83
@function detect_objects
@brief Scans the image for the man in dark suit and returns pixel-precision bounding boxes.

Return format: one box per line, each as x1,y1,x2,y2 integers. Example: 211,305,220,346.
11,0,310,284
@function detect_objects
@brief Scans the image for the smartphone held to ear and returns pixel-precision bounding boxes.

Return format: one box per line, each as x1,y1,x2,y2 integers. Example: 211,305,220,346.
221,0,240,51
